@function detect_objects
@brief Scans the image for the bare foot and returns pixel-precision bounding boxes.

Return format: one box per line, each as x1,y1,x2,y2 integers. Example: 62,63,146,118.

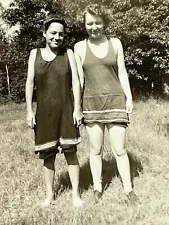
41,194,55,207
93,190,102,202
127,191,139,205
72,193,83,207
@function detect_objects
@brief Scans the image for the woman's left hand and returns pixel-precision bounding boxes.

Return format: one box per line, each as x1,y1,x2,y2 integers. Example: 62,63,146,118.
73,108,84,127
126,99,133,114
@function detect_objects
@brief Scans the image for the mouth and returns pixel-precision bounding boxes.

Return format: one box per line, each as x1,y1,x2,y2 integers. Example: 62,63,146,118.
52,41,61,45
91,29,100,34
91,31,100,36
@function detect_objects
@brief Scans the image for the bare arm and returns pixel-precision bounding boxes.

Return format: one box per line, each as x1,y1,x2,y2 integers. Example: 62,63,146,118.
25,49,36,127
67,49,83,126
74,42,85,90
114,38,133,113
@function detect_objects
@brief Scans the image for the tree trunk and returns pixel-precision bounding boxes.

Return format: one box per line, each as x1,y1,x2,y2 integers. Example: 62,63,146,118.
5,64,11,96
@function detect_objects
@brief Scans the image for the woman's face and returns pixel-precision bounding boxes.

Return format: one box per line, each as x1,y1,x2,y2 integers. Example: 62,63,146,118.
43,22,64,49
85,12,105,39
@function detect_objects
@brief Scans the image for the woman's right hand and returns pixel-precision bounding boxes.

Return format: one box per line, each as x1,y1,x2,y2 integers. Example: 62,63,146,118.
73,108,83,127
27,110,36,129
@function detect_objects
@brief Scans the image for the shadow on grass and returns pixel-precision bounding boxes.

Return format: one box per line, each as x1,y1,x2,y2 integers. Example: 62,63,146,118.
165,123,169,135
55,152,143,194
128,153,143,188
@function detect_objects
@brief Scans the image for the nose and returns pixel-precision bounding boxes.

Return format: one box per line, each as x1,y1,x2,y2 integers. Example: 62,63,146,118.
92,24,97,30
54,33,60,39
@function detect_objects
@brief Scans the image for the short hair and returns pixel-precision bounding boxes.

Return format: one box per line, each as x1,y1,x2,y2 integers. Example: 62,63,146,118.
43,14,67,31
84,4,111,28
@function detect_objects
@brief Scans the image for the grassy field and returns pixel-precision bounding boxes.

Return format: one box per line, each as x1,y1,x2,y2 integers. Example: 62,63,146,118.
0,98,169,225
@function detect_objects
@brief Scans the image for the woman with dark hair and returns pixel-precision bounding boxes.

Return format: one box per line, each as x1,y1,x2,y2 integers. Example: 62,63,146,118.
74,4,138,204
26,14,83,207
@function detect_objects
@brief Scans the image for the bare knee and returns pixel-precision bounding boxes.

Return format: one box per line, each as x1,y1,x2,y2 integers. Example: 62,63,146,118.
90,147,102,156
114,148,127,158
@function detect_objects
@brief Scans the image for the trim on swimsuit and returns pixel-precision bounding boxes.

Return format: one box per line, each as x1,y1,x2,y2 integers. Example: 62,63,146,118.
60,137,81,147
35,140,58,152
84,118,129,123
35,137,81,152
83,109,126,114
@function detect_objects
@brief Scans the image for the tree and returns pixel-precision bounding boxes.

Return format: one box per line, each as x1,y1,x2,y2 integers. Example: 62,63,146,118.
1,0,169,101
108,0,169,95
0,2,12,99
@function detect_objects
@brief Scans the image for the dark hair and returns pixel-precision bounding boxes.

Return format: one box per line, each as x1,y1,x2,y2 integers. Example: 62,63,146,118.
43,14,67,31
84,4,111,28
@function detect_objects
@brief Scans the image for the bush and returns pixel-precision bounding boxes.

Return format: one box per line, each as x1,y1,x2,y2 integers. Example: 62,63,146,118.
1,0,169,101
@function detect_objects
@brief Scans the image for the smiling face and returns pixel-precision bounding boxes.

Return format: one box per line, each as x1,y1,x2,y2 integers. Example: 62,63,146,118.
85,12,105,39
43,22,64,49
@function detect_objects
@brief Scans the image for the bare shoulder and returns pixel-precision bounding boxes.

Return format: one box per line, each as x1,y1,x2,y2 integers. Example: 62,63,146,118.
66,48,75,65
110,37,122,48
74,40,86,52
74,40,86,63
27,49,37,78
29,48,37,60
110,37,121,44
67,48,73,55
110,37,124,56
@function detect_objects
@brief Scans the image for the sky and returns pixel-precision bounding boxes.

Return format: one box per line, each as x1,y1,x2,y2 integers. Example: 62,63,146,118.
0,0,12,8
0,0,19,36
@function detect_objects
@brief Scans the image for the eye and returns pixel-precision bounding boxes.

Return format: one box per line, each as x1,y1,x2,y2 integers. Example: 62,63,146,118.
87,22,93,26
95,21,102,25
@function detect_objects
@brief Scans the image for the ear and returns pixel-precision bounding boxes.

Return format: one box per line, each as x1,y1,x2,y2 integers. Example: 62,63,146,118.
43,32,46,38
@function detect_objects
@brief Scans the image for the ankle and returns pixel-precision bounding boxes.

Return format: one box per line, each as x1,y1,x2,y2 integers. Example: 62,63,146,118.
124,188,133,195
72,194,83,207
46,191,54,198
93,183,102,193
72,189,80,197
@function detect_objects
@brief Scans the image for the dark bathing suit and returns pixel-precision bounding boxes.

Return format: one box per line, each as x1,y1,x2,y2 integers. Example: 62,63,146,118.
34,48,81,159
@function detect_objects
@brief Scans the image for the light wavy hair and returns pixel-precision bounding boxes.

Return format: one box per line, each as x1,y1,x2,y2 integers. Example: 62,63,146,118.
84,4,111,28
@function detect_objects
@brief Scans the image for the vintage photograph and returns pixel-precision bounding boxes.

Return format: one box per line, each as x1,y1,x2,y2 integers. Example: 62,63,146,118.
0,0,169,224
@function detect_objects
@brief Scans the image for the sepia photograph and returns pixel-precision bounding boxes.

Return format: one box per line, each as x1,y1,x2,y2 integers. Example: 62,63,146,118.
0,0,169,224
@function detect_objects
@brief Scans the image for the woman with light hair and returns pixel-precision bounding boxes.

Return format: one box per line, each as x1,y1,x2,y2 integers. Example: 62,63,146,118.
74,4,138,204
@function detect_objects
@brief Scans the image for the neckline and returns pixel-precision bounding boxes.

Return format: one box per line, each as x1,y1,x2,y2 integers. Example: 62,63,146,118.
40,48,57,63
87,39,110,60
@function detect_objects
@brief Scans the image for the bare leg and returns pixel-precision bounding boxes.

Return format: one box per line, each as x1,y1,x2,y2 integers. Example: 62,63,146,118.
86,123,104,193
107,124,133,195
64,151,83,207
42,153,56,207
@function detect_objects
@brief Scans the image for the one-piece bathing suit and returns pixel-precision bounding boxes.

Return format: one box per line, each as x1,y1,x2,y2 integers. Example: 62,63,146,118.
82,39,129,125
34,48,81,159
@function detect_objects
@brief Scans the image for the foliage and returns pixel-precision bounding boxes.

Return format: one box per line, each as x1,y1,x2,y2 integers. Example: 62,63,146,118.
0,26,9,97
0,0,169,101
110,0,169,94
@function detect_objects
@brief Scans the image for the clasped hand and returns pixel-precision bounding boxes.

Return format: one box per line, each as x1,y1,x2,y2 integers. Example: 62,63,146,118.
73,109,83,127
27,110,36,129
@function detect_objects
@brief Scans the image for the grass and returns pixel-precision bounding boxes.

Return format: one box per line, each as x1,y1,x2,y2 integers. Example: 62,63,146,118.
0,98,169,225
